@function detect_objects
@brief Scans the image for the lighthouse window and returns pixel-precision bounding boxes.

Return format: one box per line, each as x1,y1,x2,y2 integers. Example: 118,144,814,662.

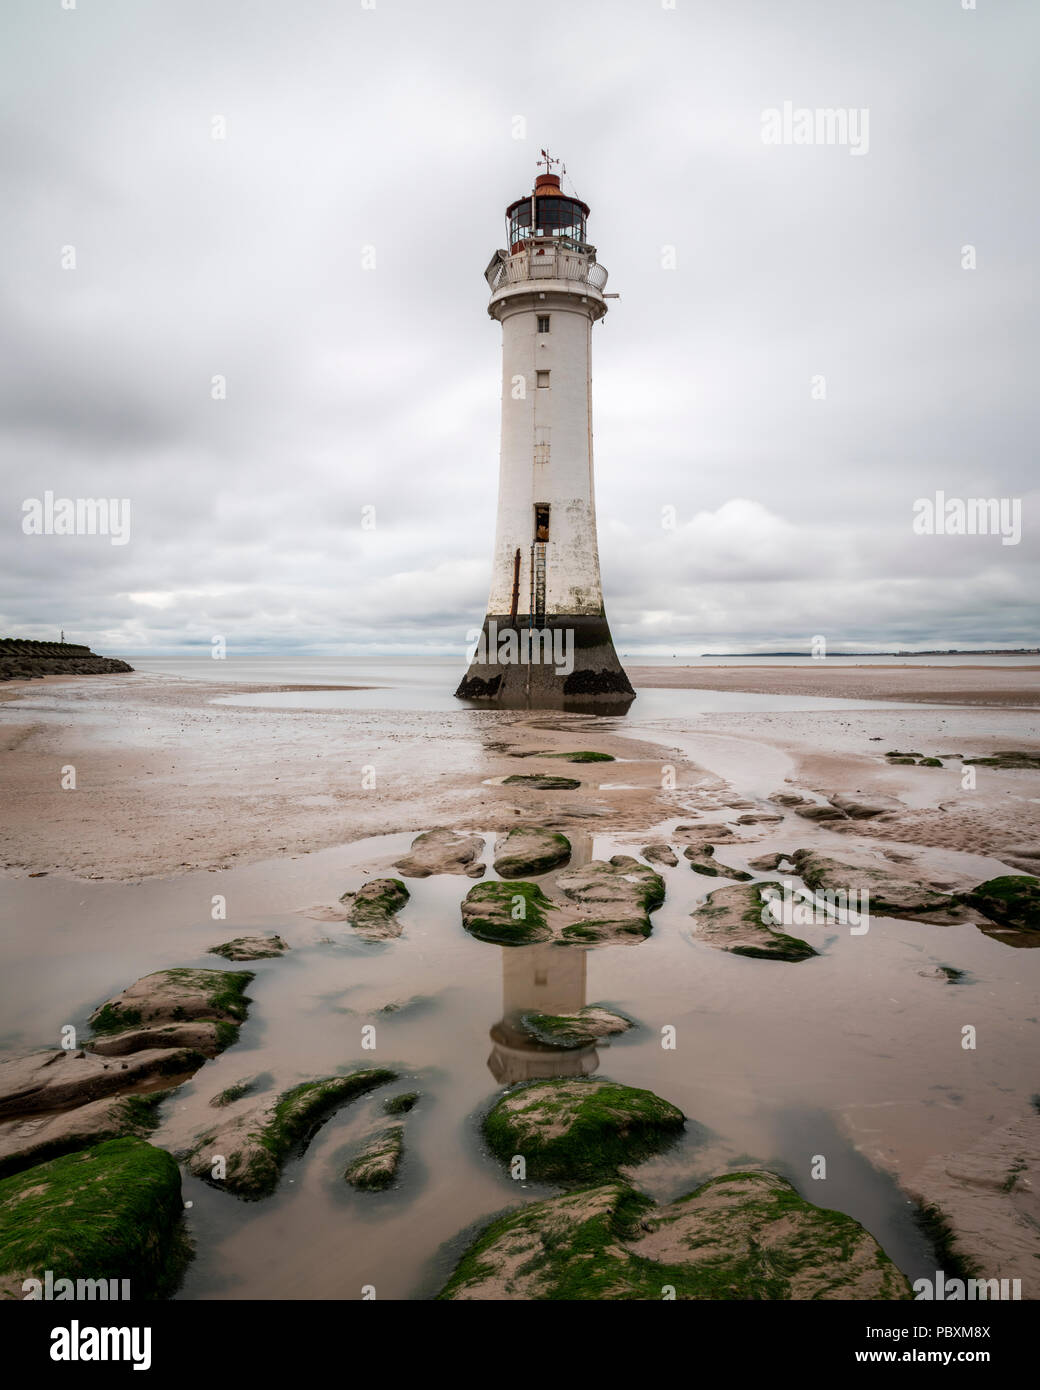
537,315,550,333
534,504,550,540
536,370,550,388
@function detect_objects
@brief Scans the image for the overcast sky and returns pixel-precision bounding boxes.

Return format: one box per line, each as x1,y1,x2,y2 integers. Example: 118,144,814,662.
1,0,1036,657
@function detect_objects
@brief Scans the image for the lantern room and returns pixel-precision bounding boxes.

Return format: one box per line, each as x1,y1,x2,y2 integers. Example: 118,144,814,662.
506,173,590,250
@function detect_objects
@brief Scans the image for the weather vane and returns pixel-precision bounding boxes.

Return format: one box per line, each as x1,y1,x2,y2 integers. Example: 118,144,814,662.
538,148,560,176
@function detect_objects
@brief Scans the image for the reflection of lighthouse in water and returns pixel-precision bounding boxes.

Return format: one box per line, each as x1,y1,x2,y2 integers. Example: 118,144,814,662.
487,830,600,1083
488,944,597,1083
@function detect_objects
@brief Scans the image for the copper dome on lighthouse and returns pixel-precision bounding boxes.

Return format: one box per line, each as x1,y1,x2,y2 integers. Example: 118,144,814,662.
505,161,590,250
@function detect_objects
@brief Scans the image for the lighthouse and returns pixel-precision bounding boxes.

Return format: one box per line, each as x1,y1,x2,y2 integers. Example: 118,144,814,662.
455,157,635,708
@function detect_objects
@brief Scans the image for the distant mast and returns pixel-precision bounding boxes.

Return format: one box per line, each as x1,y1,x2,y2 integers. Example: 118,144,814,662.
455,156,634,708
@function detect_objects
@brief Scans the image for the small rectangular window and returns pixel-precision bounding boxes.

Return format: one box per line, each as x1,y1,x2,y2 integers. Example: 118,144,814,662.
534,503,550,540
536,370,550,389
537,315,550,333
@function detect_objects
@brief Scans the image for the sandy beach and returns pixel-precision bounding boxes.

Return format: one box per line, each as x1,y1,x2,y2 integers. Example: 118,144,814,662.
1,662,1038,1301
1,665,1037,881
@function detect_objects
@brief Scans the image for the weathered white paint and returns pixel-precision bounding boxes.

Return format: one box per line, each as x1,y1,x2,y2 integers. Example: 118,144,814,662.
484,255,609,618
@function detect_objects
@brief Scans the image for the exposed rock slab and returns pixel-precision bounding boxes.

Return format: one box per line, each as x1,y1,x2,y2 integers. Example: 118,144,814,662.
641,842,678,867
0,1090,168,1179
209,934,288,961
503,774,581,790
829,793,904,819
343,1124,404,1190
553,855,666,943
187,1068,397,1198
493,827,571,878
547,751,615,763
462,856,666,947
0,1048,203,1122
692,882,817,962
339,878,410,938
518,1006,634,1050
383,1091,420,1115
394,828,485,878
792,849,970,923
683,846,752,880
89,968,253,1036
89,1022,227,1058
748,851,788,871
483,1077,684,1180
440,1171,909,1300
794,803,847,822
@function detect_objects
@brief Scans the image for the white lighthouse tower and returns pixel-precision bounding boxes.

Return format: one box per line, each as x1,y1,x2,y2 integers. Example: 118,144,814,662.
456,156,634,708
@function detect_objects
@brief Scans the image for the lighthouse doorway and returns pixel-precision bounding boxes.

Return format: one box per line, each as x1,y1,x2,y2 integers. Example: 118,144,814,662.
534,504,550,541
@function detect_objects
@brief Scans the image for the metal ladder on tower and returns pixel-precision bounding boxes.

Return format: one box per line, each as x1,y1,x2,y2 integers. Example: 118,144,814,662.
531,542,547,625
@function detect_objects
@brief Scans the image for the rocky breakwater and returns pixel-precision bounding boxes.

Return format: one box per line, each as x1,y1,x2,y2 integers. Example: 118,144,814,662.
0,637,133,681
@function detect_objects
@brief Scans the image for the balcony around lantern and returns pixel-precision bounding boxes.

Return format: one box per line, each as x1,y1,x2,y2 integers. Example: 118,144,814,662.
485,241,609,294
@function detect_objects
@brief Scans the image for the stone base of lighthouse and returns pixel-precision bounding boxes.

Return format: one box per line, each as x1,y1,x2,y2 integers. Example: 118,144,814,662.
455,613,635,712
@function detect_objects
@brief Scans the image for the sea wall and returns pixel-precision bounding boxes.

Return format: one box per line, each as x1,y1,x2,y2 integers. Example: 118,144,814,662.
0,638,133,681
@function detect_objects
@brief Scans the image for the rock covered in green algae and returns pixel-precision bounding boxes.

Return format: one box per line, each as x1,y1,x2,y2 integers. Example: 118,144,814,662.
547,751,615,763
439,1171,910,1301
383,1091,420,1115
394,828,486,878
461,881,555,945
518,1006,634,1050
0,1137,186,1300
340,878,410,938
962,751,1040,770
493,827,571,878
692,882,817,962
503,774,581,790
960,875,1040,932
641,842,678,867
0,1047,204,1126
187,1068,397,1198
343,1124,404,1190
554,855,665,940
0,1090,172,1180
89,968,253,1038
483,1077,684,1181
209,934,288,961
792,849,968,922
683,845,752,880
462,858,666,948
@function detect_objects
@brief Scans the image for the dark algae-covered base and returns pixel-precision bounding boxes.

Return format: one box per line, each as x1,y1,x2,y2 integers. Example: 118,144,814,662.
960,875,1040,933
483,1077,684,1181
440,1172,911,1301
0,1137,186,1299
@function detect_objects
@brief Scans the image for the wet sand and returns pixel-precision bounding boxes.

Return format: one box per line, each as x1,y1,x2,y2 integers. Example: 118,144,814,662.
1,664,1038,1298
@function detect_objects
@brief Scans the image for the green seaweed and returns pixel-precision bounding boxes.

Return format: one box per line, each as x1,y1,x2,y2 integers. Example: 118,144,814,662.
0,1138,188,1299
483,1078,684,1181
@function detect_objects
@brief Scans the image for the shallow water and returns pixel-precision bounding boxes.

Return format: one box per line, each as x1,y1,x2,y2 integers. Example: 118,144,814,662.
2,820,1037,1300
